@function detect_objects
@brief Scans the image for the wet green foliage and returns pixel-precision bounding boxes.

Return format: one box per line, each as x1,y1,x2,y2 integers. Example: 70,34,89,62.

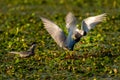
0,0,120,79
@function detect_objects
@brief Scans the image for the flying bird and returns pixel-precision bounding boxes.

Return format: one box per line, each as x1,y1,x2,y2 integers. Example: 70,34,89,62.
41,12,106,50
9,43,36,58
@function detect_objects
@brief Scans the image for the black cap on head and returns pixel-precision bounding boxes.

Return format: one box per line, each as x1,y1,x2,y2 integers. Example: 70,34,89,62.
31,42,37,45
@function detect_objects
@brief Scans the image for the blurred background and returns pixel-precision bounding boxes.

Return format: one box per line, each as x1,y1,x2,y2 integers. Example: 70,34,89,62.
0,0,120,79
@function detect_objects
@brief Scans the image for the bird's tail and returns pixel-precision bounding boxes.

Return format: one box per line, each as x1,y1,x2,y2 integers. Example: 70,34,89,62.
9,51,21,54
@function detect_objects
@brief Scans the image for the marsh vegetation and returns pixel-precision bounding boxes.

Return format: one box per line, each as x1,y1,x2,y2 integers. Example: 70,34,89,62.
0,0,120,79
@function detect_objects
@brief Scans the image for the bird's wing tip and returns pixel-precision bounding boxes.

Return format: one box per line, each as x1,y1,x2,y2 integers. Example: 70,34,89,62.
101,13,107,17
9,51,15,53
68,12,73,14
9,51,19,54
40,16,45,20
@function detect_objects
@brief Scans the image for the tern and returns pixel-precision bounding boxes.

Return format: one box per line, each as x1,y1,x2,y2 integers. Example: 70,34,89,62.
9,43,36,57
41,12,106,50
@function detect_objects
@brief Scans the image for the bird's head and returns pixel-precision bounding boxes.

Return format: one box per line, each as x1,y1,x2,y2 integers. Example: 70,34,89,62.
72,32,81,42
72,29,85,42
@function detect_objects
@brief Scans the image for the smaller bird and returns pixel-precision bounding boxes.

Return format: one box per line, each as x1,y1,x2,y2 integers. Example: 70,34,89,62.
9,43,36,58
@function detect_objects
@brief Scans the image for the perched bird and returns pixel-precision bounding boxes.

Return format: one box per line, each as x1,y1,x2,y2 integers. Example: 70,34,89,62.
41,12,106,50
9,43,36,58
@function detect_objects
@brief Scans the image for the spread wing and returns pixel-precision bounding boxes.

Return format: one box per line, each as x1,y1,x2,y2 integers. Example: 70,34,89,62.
81,13,106,33
65,12,81,49
41,17,66,47
65,12,77,32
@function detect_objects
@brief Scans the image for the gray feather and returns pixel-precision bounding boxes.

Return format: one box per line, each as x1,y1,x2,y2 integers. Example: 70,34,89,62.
81,13,106,33
65,12,77,32
41,17,66,48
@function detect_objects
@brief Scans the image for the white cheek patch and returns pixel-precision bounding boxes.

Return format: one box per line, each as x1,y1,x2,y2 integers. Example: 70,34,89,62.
76,29,84,36
75,28,79,32
80,30,84,36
